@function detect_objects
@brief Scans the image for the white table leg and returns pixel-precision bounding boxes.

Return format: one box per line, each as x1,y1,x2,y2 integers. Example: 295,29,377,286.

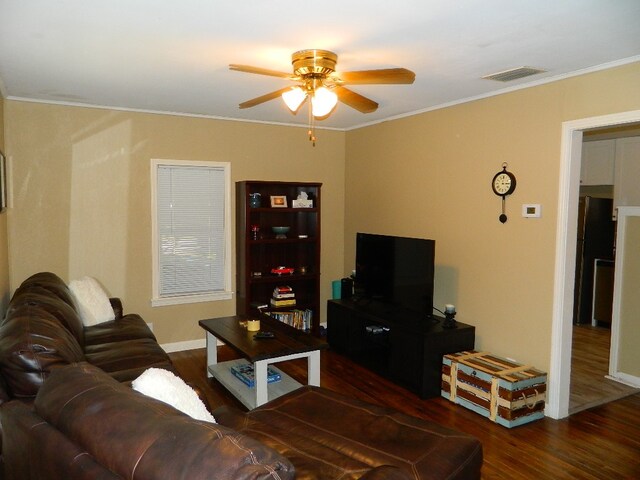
308,350,321,386
206,331,218,378
254,360,269,406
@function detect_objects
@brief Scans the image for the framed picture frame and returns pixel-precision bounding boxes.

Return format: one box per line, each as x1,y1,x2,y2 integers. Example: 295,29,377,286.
270,195,287,208
0,151,6,212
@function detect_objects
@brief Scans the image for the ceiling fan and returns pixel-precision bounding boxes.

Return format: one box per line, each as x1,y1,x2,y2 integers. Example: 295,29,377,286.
229,49,415,144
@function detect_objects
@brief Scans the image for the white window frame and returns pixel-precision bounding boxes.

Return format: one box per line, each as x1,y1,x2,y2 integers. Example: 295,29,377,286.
150,159,232,306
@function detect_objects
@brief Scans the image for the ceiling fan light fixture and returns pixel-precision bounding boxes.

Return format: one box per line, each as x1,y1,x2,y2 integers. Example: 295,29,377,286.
311,86,337,118
231,48,415,145
282,86,307,112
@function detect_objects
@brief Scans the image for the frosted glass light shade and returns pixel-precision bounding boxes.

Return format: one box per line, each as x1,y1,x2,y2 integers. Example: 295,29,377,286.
282,87,306,112
311,87,338,117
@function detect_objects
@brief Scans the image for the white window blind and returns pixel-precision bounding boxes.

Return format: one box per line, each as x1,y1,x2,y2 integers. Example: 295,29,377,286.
154,162,230,302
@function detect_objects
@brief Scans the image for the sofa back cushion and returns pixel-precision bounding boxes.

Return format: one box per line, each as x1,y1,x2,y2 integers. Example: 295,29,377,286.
1,400,122,480
0,307,85,399
35,363,295,480
5,288,85,345
13,272,77,310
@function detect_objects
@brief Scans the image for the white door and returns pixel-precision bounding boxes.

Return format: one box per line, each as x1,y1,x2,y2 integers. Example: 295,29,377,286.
613,136,640,219
609,206,640,387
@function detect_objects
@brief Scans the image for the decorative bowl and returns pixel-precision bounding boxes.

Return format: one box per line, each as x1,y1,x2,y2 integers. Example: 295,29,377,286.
271,226,290,238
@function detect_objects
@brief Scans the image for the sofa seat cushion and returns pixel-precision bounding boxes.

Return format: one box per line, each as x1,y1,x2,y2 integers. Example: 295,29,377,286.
214,386,483,480
0,308,85,399
33,363,295,480
216,403,379,479
83,313,157,346
84,338,173,382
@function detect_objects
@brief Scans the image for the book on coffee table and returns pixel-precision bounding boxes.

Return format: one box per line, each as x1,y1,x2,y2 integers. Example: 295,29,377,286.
230,362,281,388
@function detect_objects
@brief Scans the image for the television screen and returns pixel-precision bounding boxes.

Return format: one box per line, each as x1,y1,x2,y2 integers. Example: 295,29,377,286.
355,233,435,317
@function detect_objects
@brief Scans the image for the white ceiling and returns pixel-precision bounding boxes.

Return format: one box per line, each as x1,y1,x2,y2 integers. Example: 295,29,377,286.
1,0,639,130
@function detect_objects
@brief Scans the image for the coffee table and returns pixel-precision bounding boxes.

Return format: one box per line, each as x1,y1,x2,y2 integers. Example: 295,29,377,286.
199,315,328,409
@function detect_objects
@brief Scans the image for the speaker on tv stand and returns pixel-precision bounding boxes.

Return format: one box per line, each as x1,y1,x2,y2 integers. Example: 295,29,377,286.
341,278,353,299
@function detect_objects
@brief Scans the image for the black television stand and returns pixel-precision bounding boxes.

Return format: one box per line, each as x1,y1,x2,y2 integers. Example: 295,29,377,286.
327,299,475,398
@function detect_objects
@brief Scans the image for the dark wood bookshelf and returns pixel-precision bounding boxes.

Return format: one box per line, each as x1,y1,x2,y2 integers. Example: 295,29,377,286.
236,181,322,335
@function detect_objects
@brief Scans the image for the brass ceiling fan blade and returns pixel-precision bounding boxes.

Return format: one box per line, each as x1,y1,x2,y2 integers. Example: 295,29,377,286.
229,64,295,79
239,87,293,109
334,68,416,85
334,86,378,113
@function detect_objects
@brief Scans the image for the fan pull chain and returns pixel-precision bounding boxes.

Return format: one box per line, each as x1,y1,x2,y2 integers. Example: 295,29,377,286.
308,104,317,146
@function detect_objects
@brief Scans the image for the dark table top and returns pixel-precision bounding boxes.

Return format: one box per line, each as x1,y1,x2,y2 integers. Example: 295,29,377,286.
199,315,328,362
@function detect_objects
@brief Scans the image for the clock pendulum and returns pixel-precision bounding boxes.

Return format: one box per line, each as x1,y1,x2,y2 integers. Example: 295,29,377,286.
491,163,517,223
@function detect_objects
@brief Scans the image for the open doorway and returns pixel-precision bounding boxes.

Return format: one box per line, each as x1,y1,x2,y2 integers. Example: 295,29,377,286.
569,125,640,414
547,109,640,420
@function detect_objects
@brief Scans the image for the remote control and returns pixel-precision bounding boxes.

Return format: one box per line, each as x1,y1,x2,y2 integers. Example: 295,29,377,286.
254,331,275,339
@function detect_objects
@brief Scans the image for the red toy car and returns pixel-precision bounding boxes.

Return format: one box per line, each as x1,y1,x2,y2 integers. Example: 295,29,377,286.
271,266,295,276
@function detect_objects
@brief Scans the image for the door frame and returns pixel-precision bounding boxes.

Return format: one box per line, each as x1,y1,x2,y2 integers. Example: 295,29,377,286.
548,109,640,420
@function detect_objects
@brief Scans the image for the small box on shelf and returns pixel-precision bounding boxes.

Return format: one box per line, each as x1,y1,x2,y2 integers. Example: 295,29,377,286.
292,199,313,208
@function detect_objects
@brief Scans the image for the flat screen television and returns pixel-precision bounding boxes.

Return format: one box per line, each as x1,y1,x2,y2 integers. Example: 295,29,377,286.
354,233,435,317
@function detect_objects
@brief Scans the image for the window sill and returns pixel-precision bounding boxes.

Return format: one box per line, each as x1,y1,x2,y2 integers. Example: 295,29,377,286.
151,291,233,307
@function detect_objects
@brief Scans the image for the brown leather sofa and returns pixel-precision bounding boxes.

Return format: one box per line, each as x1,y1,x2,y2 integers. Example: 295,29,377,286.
2,362,482,479
0,272,483,479
0,272,174,403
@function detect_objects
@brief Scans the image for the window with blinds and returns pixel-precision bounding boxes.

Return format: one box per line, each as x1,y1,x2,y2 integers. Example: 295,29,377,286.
151,159,232,306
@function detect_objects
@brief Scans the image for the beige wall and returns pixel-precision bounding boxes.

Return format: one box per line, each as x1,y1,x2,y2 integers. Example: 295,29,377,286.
4,102,346,344
0,96,9,316
344,62,640,373
4,62,640,362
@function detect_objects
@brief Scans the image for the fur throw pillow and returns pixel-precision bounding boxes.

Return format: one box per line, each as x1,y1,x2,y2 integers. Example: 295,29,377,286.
132,368,216,423
68,276,116,326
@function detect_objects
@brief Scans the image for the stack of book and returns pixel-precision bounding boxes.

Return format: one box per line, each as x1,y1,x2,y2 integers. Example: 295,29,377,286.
270,285,296,307
230,362,281,388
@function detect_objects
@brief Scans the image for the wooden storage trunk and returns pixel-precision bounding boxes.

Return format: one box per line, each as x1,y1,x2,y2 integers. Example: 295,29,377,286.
442,350,547,428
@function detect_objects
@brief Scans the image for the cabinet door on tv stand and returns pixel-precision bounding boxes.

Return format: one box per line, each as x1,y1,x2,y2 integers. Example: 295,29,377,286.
327,301,350,352
388,328,424,394
420,326,476,398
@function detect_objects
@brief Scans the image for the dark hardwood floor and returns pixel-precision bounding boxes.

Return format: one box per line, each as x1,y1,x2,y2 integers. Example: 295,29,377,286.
570,324,639,414
170,346,640,480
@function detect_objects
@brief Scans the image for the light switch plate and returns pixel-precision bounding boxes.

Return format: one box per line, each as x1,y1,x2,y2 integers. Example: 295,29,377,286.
522,204,541,218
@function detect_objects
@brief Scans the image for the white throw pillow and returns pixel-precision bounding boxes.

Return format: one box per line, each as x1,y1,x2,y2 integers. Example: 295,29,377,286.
132,368,216,423
68,276,116,326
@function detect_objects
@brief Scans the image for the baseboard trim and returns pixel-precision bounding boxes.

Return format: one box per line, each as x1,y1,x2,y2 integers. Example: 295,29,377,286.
161,338,206,353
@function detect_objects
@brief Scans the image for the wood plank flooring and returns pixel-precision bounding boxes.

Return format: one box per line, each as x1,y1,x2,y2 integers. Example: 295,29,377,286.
570,324,639,414
170,346,640,480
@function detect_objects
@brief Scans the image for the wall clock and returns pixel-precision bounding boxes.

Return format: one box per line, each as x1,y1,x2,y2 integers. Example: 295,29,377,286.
492,163,516,223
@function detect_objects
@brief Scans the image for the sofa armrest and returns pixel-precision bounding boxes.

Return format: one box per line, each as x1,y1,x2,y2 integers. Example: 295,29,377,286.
109,298,123,319
357,466,413,480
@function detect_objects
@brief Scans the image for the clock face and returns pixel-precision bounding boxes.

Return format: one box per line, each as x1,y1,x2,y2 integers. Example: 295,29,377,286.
492,171,516,196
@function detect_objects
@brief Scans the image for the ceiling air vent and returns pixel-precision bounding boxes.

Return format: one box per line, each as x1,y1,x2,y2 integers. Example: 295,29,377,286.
482,66,547,82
